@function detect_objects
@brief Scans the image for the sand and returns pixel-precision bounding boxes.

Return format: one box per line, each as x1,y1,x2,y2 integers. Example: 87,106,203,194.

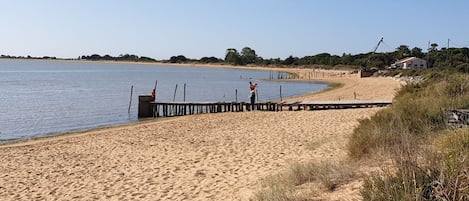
0,68,401,201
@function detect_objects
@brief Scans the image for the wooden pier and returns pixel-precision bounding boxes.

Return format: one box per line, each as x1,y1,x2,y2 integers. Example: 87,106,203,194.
138,95,392,118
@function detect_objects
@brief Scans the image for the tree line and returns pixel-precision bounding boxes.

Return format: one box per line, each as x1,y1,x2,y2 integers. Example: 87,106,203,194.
0,55,57,60
220,44,469,70
79,54,156,62
166,44,469,71
3,43,469,71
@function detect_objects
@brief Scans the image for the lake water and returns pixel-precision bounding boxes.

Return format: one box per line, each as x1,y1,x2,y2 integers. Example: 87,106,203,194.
0,60,327,141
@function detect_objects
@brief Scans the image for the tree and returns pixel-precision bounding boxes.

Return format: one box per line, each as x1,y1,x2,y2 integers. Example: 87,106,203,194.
140,56,156,62
429,43,439,52
411,47,424,58
169,55,188,63
200,56,222,63
89,54,102,60
283,55,299,65
240,47,257,64
395,45,411,59
103,55,112,60
367,53,388,68
341,53,353,65
225,48,242,65
426,43,439,68
119,54,138,61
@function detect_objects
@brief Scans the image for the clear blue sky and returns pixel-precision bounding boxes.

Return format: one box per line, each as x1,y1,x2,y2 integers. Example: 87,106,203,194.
1,0,468,60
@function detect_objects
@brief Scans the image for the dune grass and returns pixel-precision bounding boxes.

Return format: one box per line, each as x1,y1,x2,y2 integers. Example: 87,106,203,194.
348,71,469,200
253,71,468,200
254,162,357,201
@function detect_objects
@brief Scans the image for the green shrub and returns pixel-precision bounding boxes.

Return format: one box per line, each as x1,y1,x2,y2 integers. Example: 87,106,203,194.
352,71,469,200
360,129,469,200
395,82,424,97
348,93,440,158
348,72,469,159
348,71,469,200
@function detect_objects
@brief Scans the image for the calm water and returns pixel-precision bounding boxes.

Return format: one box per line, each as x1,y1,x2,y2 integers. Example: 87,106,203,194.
0,60,327,141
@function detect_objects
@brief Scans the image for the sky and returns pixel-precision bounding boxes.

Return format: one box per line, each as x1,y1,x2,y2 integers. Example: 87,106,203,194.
1,0,469,60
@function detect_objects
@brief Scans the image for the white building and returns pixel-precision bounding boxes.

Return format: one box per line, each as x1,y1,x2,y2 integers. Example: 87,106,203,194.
391,57,427,69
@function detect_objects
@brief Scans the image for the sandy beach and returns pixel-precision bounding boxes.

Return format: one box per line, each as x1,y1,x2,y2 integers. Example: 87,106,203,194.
0,67,401,201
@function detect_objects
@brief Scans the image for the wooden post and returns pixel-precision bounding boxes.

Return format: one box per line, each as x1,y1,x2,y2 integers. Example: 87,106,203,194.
280,85,283,101
128,85,133,114
173,84,178,102
154,80,158,101
183,83,186,102
256,89,259,102
235,89,238,102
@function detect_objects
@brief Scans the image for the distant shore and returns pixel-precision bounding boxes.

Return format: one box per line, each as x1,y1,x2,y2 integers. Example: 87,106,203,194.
0,61,401,200
1,57,355,75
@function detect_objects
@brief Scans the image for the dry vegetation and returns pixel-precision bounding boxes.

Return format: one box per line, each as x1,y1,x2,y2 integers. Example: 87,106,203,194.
352,71,469,200
255,162,358,201
253,71,469,201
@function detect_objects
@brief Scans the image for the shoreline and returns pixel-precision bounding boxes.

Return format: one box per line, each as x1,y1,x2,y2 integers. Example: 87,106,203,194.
0,79,336,147
0,59,343,146
0,61,387,147
0,61,393,147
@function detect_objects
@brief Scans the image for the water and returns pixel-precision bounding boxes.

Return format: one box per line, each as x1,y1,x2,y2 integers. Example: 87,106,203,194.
0,59,327,141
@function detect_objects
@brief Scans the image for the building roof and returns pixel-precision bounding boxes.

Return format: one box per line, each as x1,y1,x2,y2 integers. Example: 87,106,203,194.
395,57,426,64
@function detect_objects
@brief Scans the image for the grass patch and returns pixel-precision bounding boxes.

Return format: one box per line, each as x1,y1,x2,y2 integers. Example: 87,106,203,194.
254,162,357,201
361,129,469,200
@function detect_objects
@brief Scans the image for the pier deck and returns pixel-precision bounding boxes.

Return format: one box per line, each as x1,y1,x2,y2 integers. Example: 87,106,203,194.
141,100,392,118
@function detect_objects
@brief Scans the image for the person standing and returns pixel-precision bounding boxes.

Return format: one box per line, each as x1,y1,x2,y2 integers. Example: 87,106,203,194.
249,82,258,111
249,81,257,91
151,88,156,101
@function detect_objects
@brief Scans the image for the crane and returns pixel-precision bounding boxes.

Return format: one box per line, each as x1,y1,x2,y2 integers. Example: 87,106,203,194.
361,37,384,77
372,37,384,54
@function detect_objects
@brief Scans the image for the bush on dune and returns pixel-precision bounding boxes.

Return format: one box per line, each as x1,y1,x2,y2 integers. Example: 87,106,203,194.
349,71,469,200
